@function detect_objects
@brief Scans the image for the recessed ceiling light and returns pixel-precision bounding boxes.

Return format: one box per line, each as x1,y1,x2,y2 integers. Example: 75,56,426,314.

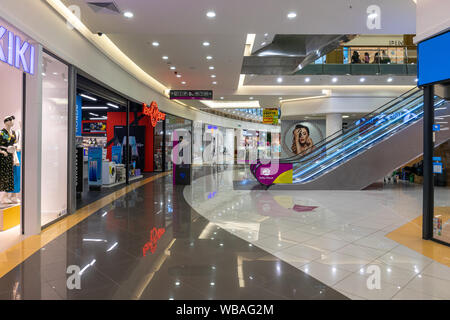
360,77,366,82
181,81,186,84
305,77,311,83
220,97,224,100
264,33,269,37
212,81,217,85
279,97,283,100
206,11,216,18
249,97,254,100
203,41,210,47
42,72,46,76
209,66,215,70
287,12,297,19
277,77,283,83
387,77,393,82
123,11,134,18
342,115,350,118
211,74,216,78
107,103,120,109
261,42,266,46
170,66,176,70
52,72,58,75
415,78,418,82
162,56,169,60
176,74,181,78
152,41,159,47
332,77,338,83
206,56,213,60
80,94,97,101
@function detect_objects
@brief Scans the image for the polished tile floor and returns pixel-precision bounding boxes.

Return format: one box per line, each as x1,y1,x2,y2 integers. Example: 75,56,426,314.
184,166,450,300
0,166,346,300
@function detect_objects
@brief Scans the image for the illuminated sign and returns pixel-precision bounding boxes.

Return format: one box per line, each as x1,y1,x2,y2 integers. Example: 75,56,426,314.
0,25,35,75
263,108,279,124
143,101,166,127
170,90,213,100
142,227,166,256
418,31,450,86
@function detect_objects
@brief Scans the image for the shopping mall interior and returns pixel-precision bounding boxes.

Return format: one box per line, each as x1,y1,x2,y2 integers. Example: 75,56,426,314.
0,0,449,304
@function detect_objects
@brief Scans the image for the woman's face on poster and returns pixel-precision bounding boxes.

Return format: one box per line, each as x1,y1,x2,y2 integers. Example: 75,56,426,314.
296,127,309,144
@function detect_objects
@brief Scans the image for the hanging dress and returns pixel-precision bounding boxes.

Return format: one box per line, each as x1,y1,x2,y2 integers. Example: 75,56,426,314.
0,128,16,192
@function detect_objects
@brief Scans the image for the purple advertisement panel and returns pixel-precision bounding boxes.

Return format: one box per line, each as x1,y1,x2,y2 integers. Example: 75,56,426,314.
254,163,293,186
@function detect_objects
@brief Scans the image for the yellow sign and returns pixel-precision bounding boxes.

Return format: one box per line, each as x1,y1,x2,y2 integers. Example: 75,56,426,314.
263,108,279,124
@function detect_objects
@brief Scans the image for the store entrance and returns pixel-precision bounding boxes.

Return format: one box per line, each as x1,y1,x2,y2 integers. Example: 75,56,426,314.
0,60,24,251
75,84,129,209
74,76,158,210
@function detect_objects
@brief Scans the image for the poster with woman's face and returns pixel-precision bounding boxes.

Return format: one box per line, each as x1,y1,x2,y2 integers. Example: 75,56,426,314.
281,121,325,157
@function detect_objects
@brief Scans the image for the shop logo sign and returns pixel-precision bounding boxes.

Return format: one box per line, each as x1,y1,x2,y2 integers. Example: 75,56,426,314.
0,26,35,75
142,227,166,256
143,101,166,127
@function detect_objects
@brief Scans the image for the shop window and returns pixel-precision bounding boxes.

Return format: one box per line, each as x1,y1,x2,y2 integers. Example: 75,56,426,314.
40,52,68,226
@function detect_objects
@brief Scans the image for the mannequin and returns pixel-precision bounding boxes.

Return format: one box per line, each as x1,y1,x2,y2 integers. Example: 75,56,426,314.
0,116,17,204
9,120,21,203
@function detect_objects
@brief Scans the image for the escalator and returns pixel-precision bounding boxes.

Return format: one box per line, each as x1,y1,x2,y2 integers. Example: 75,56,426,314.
250,87,450,190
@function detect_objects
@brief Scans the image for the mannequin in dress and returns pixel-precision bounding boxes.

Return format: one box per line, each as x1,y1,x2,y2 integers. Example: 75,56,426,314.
0,116,17,204
9,120,21,203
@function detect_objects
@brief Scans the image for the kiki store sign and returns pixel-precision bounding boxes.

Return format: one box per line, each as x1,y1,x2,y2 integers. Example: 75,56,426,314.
0,25,36,75
143,101,166,127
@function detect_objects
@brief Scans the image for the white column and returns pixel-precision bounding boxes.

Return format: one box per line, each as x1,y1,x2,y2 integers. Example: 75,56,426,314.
23,44,43,235
326,113,342,138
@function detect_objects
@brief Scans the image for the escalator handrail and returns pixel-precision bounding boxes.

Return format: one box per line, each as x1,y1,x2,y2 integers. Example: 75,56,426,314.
281,87,421,162
281,89,424,165
292,98,445,182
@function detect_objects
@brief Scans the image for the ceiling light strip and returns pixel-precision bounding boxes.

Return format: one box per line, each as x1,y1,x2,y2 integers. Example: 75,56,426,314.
46,0,169,96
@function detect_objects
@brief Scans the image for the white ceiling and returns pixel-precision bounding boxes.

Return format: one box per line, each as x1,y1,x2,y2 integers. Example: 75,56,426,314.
61,0,417,108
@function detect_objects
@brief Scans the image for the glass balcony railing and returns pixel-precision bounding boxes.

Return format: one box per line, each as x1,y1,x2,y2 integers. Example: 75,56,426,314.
294,46,417,76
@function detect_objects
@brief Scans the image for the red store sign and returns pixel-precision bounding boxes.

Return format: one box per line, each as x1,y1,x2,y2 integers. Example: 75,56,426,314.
143,101,166,127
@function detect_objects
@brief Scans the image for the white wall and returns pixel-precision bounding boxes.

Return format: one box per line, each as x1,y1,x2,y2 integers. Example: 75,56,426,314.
281,97,394,119
415,0,450,43
0,0,278,133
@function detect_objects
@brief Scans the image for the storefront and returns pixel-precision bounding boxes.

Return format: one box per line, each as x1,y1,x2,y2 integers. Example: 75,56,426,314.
153,113,192,172
419,30,450,246
0,17,71,245
73,74,168,209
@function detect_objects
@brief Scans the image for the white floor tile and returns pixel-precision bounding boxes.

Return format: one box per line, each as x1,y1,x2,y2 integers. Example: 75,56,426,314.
277,229,317,243
253,235,297,252
403,274,450,299
392,287,442,300
304,236,350,252
378,251,433,273
336,244,387,261
279,243,330,261
333,273,402,300
316,252,372,272
421,262,450,282
300,261,352,286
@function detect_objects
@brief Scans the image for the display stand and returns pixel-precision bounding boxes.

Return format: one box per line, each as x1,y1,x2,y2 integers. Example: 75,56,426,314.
0,204,20,231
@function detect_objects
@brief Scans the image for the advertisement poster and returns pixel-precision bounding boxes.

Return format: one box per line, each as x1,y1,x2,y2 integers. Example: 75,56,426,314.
82,121,107,134
111,145,122,164
281,120,325,158
114,126,146,172
88,147,103,187
263,108,279,125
